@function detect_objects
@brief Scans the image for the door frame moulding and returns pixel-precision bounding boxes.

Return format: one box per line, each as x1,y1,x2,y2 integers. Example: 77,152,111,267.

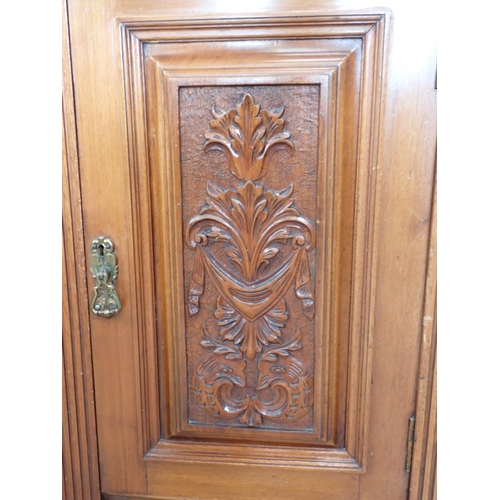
62,0,101,498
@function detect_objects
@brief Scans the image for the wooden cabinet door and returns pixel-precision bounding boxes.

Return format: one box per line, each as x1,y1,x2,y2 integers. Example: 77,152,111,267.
63,0,436,498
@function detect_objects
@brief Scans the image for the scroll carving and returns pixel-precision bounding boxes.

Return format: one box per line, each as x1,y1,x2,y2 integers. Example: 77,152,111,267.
186,94,315,427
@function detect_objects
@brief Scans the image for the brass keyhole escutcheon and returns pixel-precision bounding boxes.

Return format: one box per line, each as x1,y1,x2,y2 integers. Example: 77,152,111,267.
89,236,121,318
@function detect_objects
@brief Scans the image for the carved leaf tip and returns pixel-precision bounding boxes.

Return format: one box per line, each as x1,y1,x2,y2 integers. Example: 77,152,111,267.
206,181,224,197
211,104,223,118
239,397,263,427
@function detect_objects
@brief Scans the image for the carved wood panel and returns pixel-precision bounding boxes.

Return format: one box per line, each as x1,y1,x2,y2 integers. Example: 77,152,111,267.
117,15,387,469
182,88,318,430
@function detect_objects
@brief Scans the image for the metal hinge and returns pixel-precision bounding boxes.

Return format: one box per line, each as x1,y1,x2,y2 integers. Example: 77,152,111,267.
405,416,416,472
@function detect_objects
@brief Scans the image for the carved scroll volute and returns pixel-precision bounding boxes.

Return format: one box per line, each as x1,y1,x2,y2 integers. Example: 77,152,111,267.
186,93,316,427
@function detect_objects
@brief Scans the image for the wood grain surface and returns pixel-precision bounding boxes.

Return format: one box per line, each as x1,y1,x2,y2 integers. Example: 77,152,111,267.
64,0,436,498
62,0,100,498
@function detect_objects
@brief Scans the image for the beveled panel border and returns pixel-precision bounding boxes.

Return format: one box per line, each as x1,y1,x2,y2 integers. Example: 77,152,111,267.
148,50,356,449
143,44,360,449
162,73,335,447
120,13,388,470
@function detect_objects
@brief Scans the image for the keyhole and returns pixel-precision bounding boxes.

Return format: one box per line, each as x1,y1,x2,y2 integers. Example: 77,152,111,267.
98,244,104,256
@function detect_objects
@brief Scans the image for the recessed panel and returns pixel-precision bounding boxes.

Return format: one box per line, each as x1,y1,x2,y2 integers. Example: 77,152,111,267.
179,85,320,431
146,38,353,448
130,21,385,466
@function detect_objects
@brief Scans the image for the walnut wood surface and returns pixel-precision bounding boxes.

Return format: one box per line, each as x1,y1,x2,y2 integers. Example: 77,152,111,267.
408,175,437,500
62,0,100,498
65,0,437,498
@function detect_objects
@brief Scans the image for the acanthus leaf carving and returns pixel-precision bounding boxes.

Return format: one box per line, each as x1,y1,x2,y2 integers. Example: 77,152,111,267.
186,181,315,359
187,93,316,427
193,326,313,426
204,94,294,181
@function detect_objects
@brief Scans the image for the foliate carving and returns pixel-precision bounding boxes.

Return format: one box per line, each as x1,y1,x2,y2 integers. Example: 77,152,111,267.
192,327,248,419
186,181,315,359
193,328,312,426
186,94,315,427
205,93,294,181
